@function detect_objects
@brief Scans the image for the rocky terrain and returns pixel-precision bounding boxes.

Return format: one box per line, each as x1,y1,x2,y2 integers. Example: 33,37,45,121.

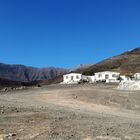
83,47,140,76
70,64,93,73
0,84,140,140
0,63,68,82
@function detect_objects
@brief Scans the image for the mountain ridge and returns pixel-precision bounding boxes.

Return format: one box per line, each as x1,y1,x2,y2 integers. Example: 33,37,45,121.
0,63,68,82
83,47,140,76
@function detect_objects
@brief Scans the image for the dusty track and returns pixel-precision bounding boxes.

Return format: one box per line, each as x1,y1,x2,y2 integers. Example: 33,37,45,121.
0,84,140,140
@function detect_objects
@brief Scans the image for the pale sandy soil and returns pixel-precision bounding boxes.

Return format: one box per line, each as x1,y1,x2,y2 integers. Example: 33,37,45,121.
0,84,140,140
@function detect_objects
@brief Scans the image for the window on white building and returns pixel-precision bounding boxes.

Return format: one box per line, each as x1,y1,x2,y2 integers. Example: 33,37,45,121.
71,76,74,80
66,76,68,79
105,74,109,79
112,74,118,78
76,76,79,79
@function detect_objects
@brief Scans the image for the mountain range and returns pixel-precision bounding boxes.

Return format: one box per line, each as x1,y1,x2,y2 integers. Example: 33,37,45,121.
0,63,68,82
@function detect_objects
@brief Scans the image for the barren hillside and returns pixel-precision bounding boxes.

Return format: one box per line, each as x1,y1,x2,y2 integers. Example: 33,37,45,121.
83,47,140,76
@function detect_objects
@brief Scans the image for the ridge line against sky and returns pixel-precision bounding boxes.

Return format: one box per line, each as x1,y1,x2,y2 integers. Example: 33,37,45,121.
0,0,140,68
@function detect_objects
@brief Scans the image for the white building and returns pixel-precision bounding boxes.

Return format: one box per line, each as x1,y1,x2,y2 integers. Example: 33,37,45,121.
81,75,89,82
62,73,82,84
87,76,96,83
134,73,140,80
95,71,120,83
62,71,126,84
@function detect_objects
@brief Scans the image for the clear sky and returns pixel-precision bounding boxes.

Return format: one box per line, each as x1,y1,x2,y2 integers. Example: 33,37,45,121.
0,0,140,68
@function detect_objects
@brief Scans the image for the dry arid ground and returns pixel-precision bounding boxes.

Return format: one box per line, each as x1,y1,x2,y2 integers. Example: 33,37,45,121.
0,84,140,140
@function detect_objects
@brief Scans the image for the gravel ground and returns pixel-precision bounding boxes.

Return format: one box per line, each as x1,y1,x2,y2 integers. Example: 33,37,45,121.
0,84,140,140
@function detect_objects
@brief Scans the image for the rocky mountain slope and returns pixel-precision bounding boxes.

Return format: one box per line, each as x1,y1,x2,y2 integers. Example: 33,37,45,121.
0,78,40,89
70,64,93,73
83,47,140,76
0,63,68,82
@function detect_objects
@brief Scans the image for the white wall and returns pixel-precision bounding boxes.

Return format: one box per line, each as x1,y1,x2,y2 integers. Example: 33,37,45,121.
95,71,120,83
87,76,95,83
82,75,89,82
63,73,82,84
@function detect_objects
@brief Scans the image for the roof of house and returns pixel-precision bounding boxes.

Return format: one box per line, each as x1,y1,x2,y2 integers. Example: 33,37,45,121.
95,71,120,74
63,73,82,76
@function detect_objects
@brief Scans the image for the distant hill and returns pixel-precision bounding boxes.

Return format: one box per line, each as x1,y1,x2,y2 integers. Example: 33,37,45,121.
0,63,68,82
83,47,140,76
70,64,93,73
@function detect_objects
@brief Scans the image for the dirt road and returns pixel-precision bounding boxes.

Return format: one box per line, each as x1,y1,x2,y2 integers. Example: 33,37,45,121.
0,84,140,140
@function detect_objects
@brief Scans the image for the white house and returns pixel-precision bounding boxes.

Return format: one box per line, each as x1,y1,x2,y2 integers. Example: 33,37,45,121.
134,73,140,80
62,73,82,84
87,76,96,83
95,71,120,83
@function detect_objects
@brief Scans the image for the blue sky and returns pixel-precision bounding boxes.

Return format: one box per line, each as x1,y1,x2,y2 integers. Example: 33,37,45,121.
0,0,140,68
